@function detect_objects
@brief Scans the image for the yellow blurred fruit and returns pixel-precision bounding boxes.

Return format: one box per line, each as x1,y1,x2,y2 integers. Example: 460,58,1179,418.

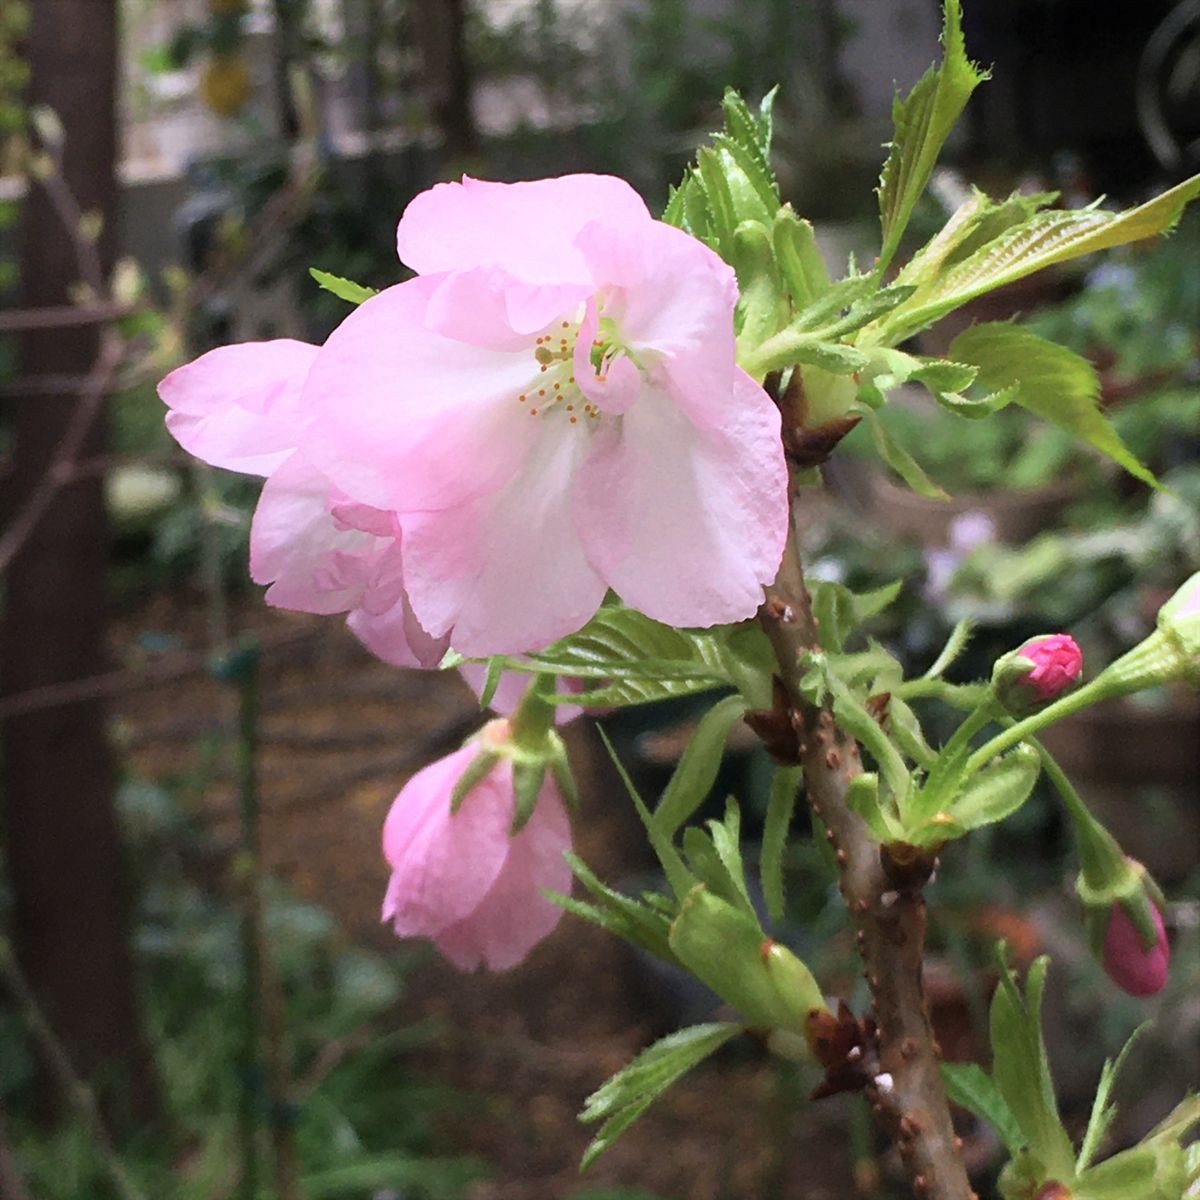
200,56,252,117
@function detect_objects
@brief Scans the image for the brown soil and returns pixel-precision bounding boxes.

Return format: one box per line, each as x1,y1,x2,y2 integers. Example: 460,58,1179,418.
114,589,863,1200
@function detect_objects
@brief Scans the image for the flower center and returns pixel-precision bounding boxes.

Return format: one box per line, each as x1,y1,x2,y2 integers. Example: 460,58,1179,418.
514,310,635,426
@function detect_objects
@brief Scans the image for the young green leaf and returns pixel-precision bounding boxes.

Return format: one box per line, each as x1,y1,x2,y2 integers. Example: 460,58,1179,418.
878,173,1200,340
580,1023,742,1170
847,772,905,842
683,825,749,915
597,727,695,900
551,852,678,964
761,765,802,922
1072,1147,1163,1200
924,618,974,679
524,608,737,689
862,407,949,500
822,669,912,806
989,953,1077,1180
915,743,1040,843
773,207,831,308
308,267,378,304
705,799,753,914
876,0,989,273
1076,1023,1149,1173
888,696,937,771
941,1062,1024,1156
950,322,1158,488
810,580,901,653
653,694,748,836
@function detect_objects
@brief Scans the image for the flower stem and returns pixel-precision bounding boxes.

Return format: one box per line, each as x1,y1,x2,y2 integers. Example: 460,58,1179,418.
1027,737,1125,893
759,480,974,1200
962,675,1111,776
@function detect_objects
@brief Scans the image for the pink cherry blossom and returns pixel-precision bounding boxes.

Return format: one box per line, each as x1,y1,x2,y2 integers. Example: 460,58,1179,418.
299,174,789,657
1017,633,1083,700
250,452,447,668
158,340,445,669
381,736,572,971
159,340,317,475
1103,901,1170,997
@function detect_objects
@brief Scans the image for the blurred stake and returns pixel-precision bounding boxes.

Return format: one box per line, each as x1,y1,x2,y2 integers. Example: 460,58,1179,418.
216,637,303,1200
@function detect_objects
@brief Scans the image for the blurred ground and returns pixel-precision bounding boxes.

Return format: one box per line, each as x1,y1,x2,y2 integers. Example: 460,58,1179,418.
114,589,855,1200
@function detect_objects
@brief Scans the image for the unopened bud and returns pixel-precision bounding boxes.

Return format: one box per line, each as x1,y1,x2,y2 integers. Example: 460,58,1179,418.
1101,898,1170,998
993,634,1083,717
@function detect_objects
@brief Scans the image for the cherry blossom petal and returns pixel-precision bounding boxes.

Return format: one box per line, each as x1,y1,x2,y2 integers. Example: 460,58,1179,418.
301,277,542,512
574,219,738,430
402,422,608,656
433,774,571,971
250,452,392,615
574,370,787,627
397,174,651,286
381,747,512,939
159,340,317,475
348,591,450,670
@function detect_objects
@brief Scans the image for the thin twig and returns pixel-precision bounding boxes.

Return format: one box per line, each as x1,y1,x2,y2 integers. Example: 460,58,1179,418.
0,625,322,722
0,333,126,574
759,470,974,1200
0,301,136,332
0,941,149,1200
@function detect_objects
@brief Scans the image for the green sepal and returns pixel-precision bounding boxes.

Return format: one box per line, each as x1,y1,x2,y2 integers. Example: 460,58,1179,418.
547,732,579,811
509,759,546,836
1081,868,1162,958
668,885,825,1034
449,749,501,814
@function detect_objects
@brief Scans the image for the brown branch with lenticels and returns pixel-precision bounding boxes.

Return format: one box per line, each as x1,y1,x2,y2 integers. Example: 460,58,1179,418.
756,379,975,1200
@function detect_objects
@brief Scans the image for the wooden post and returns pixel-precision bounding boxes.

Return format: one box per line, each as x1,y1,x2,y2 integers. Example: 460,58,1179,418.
1,0,157,1127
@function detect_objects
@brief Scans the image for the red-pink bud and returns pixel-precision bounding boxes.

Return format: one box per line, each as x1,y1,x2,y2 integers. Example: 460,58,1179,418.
993,633,1083,716
1018,634,1083,700
1103,901,1169,997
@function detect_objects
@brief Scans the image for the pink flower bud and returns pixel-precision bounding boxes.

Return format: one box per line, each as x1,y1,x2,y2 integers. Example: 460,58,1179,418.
381,741,571,971
1018,634,1083,699
993,633,1083,715
1102,901,1169,997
